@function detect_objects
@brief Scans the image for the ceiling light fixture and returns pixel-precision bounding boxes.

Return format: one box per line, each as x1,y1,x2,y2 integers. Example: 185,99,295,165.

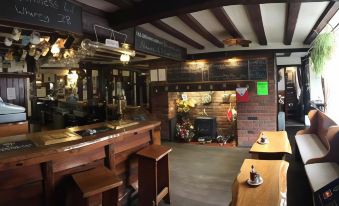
51,43,60,55
120,54,130,64
4,37,12,47
30,31,41,45
12,28,22,41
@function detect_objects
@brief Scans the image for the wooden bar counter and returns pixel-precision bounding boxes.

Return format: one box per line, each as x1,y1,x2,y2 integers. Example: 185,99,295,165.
0,120,161,206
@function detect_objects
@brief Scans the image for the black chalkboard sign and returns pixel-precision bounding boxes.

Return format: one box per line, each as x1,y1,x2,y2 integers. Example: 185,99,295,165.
209,60,249,81
167,62,203,82
249,59,267,80
135,27,186,61
0,140,35,153
0,0,82,34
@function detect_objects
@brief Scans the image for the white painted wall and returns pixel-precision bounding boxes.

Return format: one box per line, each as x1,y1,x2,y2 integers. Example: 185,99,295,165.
309,67,324,102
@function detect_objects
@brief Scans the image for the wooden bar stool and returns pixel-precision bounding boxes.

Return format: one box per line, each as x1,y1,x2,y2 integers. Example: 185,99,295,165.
72,167,123,206
137,145,172,206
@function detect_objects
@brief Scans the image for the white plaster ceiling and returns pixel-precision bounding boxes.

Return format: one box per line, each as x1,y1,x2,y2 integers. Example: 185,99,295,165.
190,10,232,41
260,3,286,43
293,2,330,43
139,2,336,54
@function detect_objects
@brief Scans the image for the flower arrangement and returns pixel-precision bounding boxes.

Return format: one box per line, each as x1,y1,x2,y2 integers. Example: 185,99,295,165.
176,98,196,113
175,119,195,142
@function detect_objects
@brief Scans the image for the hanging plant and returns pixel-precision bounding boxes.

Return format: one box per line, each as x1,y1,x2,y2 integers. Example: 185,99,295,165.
310,32,335,75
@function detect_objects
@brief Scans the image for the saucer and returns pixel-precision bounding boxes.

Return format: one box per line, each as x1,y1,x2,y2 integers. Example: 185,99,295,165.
247,176,263,186
257,139,269,145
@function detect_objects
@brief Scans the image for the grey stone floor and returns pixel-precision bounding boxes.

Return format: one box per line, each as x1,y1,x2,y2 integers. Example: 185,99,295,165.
159,142,249,206
133,126,313,206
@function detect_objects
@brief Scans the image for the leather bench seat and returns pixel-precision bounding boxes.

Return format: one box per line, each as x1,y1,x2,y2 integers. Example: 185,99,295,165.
305,162,339,192
295,134,328,164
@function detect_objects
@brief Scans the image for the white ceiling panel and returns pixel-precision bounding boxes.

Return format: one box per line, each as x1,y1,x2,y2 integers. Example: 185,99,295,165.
75,0,119,12
162,16,215,48
139,23,194,50
260,3,286,43
223,5,257,43
190,9,232,41
293,2,330,43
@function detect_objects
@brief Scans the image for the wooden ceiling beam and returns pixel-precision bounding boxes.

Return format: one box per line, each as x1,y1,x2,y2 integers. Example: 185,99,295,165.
178,14,224,48
210,7,243,39
108,0,330,30
70,0,108,17
245,4,267,45
151,20,204,50
304,2,339,44
104,0,133,9
284,3,301,45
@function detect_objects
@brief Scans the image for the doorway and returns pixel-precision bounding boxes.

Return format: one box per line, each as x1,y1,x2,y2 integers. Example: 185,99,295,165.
277,66,304,127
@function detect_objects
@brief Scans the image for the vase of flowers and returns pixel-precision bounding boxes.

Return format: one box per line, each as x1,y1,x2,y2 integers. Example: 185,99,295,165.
176,98,196,121
175,97,196,142
175,119,195,142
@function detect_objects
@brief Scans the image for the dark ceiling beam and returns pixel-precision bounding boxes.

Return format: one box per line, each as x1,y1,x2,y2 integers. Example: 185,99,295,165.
210,7,243,39
245,4,267,45
104,0,133,9
108,0,331,30
284,3,301,45
304,2,339,44
177,14,224,48
151,20,204,49
70,0,108,17
136,53,147,58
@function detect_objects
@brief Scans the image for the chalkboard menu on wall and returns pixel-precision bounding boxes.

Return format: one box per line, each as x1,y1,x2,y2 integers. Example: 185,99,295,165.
0,0,82,34
209,60,249,81
135,27,186,61
167,62,209,82
166,58,268,83
249,59,267,80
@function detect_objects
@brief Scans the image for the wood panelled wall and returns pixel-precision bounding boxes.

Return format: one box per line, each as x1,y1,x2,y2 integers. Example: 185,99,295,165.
0,76,28,107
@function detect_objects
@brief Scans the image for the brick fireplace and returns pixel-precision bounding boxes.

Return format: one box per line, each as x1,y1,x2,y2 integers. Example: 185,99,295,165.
150,54,277,147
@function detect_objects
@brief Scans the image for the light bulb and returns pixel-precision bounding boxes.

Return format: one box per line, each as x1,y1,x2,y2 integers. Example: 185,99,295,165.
120,54,130,63
51,44,60,54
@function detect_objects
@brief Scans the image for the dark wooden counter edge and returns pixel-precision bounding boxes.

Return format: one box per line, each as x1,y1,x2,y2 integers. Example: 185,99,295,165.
0,120,161,171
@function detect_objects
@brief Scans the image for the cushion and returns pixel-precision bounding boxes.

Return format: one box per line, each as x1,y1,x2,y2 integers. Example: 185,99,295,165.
295,134,328,164
305,162,339,192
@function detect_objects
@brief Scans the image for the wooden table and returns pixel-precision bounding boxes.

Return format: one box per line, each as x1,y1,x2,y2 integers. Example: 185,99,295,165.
231,159,289,206
250,131,292,159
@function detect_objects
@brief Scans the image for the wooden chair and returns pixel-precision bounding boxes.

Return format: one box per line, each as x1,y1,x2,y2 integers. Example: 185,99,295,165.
72,166,122,206
137,145,172,206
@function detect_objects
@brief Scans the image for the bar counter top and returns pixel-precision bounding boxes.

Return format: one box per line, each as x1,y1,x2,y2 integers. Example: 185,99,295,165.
0,120,161,170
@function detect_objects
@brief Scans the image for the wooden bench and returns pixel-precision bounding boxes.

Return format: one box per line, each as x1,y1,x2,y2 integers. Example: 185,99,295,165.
305,162,339,205
295,110,339,164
